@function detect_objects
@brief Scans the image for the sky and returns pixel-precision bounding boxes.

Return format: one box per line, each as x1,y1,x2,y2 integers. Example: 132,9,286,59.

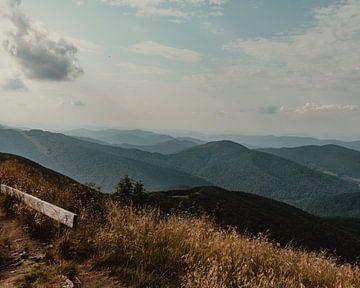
0,0,359,138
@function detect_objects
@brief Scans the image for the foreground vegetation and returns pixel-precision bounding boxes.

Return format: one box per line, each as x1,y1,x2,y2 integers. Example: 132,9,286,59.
1,154,360,287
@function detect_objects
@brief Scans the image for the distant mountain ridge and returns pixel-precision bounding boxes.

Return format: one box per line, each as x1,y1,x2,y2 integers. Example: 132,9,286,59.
0,129,211,191
260,145,360,184
293,192,360,218
193,134,360,151
0,128,359,213
66,128,204,154
66,128,175,146
1,152,360,263
119,138,203,154
165,141,359,201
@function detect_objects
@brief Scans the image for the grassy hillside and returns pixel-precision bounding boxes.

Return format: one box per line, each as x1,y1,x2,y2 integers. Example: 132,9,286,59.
167,141,359,201
260,145,360,183
148,187,360,262
1,153,360,287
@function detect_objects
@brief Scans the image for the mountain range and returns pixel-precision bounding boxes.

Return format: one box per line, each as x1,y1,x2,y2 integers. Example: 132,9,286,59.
195,134,360,151
260,145,360,184
66,128,360,154
1,152,360,263
0,128,359,211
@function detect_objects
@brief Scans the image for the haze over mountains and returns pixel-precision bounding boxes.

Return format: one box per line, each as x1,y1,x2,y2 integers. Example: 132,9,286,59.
1,126,360,219
65,128,360,153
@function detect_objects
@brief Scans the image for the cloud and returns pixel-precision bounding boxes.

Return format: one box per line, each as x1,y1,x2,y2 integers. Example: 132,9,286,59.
129,41,201,62
118,62,170,75
2,77,28,92
101,0,226,20
293,103,359,114
71,100,86,107
261,103,359,115
224,0,360,82
259,105,280,115
3,0,84,81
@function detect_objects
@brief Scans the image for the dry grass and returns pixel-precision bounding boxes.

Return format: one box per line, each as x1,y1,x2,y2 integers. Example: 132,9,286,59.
1,158,360,287
93,203,360,288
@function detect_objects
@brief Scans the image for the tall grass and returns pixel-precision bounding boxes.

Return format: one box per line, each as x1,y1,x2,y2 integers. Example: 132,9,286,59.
93,203,360,288
1,158,360,287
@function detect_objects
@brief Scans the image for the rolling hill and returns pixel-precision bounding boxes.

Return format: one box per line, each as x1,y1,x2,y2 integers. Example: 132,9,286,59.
119,138,203,154
293,192,360,218
0,129,359,205
1,152,360,263
260,145,360,184
0,129,211,192
65,128,174,146
148,186,360,262
166,141,360,201
195,133,360,151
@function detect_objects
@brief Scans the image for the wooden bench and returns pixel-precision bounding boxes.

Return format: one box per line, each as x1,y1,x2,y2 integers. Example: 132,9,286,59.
0,183,78,229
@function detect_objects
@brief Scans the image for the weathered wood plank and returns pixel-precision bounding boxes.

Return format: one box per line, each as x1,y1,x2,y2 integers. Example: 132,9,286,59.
0,184,78,229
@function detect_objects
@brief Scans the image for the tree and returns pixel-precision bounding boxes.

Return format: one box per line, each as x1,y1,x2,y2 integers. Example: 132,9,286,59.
112,176,147,204
114,175,133,199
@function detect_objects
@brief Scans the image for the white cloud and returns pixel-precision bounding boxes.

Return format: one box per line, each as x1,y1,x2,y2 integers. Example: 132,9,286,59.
101,0,226,19
129,41,201,62
224,0,360,82
3,0,84,81
118,62,170,75
293,103,359,114
261,103,359,115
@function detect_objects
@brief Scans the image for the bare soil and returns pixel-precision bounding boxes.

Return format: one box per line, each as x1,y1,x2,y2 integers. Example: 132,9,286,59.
0,210,122,288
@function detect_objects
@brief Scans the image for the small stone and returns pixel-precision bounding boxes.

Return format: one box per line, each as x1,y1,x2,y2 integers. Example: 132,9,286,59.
63,278,74,288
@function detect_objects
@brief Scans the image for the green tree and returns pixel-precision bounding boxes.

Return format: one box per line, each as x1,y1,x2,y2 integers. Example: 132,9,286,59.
113,176,146,203
114,175,133,199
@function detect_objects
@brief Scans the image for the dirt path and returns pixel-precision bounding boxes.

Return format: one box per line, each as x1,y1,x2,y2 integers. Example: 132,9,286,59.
0,210,123,288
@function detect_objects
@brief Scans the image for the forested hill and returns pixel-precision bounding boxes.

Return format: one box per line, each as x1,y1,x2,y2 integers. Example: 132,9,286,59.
0,129,359,204
260,145,360,183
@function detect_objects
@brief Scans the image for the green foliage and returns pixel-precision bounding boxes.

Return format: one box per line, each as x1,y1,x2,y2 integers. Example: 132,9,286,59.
112,175,147,204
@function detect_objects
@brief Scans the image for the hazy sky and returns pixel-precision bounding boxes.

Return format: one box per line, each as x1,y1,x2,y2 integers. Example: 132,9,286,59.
0,0,359,137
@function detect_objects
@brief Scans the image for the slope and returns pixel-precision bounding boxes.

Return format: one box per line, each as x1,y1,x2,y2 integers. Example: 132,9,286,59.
1,153,360,264
65,128,174,146
199,134,360,151
260,145,360,183
167,141,359,201
148,186,360,263
0,129,211,192
119,138,202,154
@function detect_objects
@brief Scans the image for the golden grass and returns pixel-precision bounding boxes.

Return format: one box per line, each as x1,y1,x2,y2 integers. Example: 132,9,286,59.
1,158,360,287
94,203,360,288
